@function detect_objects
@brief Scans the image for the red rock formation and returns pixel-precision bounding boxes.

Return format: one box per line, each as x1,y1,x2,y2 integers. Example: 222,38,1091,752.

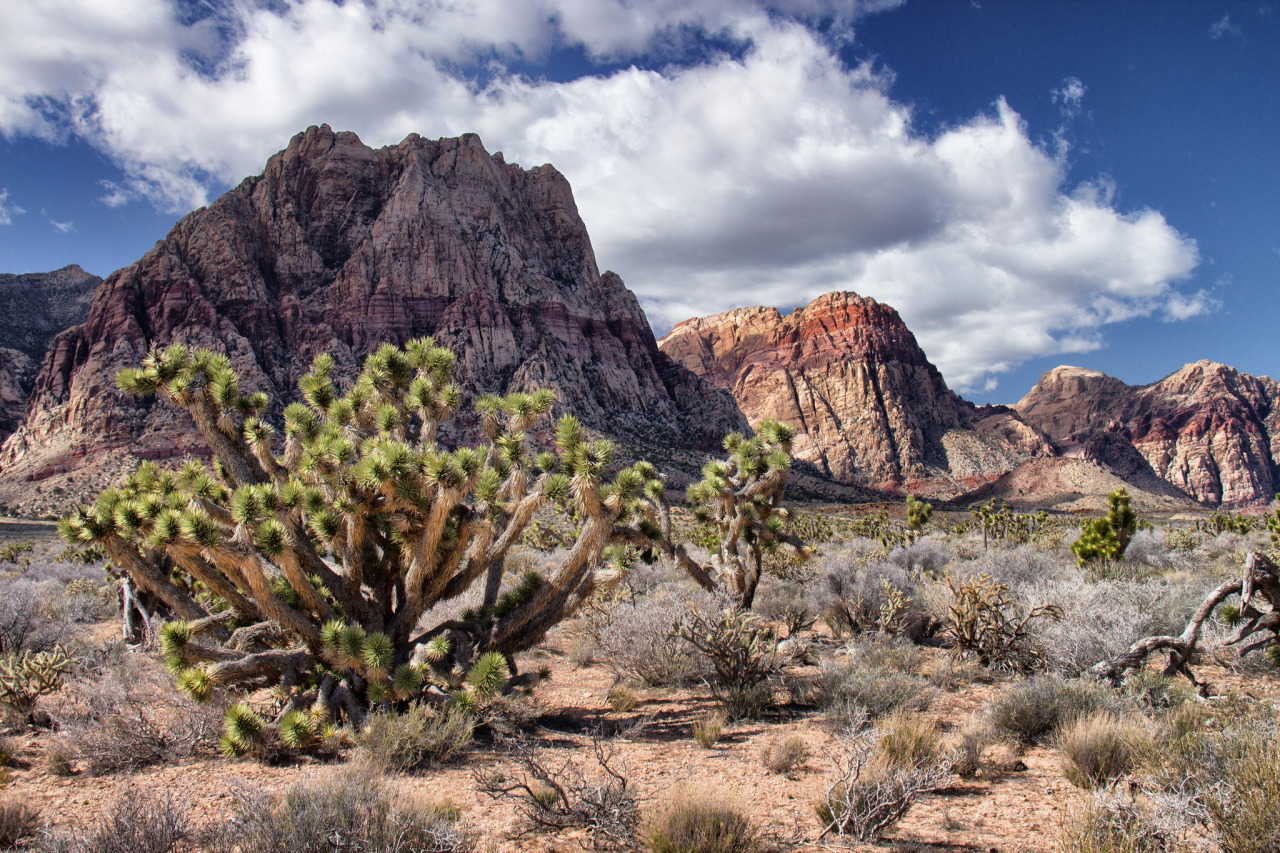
658,292,1049,497
1014,361,1280,507
0,126,744,515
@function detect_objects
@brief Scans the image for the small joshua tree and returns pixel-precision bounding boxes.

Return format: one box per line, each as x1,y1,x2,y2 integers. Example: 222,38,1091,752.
904,494,932,543
59,339,678,733
1071,488,1137,571
673,422,810,609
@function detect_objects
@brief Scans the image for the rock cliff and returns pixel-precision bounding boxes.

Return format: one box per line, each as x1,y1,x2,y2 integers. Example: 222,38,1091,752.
0,126,744,515
658,292,1049,497
0,265,101,438
1014,361,1280,507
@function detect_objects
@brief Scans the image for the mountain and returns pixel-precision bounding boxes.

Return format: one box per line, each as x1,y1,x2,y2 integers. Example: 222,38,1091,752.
0,265,102,439
1014,362,1280,507
657,292,1051,498
0,126,744,516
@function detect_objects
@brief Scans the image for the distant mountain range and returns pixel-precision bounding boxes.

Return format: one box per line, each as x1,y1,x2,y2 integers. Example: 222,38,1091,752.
0,127,1274,516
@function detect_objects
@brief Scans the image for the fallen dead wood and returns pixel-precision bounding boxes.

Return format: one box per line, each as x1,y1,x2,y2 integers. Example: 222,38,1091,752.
1090,551,1280,694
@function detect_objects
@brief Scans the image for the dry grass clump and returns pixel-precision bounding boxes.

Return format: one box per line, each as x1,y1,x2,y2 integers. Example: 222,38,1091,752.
643,783,763,853
760,734,808,775
948,719,992,778
206,765,473,853
692,713,724,749
607,685,638,713
877,711,941,769
356,702,474,773
1056,712,1148,789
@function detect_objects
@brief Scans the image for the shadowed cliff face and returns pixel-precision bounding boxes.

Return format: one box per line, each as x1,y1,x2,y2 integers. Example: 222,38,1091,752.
0,125,745,514
0,265,102,439
1015,362,1280,507
658,291,1047,496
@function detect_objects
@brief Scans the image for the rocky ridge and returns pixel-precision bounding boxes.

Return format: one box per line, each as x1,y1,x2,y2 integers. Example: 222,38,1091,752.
0,265,102,439
657,292,1051,498
1015,362,1280,507
0,126,744,515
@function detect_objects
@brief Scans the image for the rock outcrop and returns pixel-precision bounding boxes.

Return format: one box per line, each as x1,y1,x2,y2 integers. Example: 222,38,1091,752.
0,126,744,515
1015,361,1280,507
658,292,1050,497
0,265,101,438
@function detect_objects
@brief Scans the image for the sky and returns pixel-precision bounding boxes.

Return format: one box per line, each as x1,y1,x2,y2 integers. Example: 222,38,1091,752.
0,0,1276,403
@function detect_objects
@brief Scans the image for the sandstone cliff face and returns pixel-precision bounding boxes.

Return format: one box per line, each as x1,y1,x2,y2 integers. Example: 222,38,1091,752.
658,292,1048,496
1015,361,1280,507
0,126,744,514
0,265,101,438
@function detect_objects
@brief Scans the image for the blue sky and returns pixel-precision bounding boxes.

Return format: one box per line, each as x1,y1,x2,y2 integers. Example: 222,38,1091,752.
0,0,1276,403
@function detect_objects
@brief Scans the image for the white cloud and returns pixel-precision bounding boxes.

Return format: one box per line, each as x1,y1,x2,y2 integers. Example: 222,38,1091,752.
48,218,75,233
1209,13,1243,39
0,0,1203,392
1052,76,1086,118
0,189,24,225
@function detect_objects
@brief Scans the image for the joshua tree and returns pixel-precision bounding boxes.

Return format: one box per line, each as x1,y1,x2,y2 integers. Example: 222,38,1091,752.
1071,488,1137,570
905,494,932,543
59,339,677,728
669,422,810,609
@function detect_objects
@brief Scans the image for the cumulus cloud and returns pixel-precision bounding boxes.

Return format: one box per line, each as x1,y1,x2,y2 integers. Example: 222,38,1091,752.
0,189,24,225
0,0,1203,391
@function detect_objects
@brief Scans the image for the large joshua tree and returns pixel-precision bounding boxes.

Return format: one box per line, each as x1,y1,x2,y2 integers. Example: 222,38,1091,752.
59,339,679,727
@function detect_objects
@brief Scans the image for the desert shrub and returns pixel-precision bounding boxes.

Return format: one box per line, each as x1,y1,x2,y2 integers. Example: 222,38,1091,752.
811,554,930,640
753,579,814,636
53,652,224,772
643,784,761,853
821,660,934,724
0,578,78,657
357,702,474,773
814,723,951,842
960,545,1066,590
1060,793,1172,853
877,711,940,769
1147,713,1280,853
761,734,807,775
940,571,1060,670
208,765,472,853
949,720,991,778
0,646,72,723
843,634,929,675
590,586,704,687
692,714,724,749
1030,576,1206,676
1057,712,1147,789
988,675,1113,745
0,798,38,848
476,739,637,849
679,607,780,720
885,538,948,576
32,789,187,853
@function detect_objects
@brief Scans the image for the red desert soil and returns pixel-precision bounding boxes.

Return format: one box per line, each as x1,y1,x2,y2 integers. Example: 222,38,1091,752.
10,618,1273,852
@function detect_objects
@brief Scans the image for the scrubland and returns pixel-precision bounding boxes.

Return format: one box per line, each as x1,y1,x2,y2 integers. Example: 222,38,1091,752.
0,507,1278,852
